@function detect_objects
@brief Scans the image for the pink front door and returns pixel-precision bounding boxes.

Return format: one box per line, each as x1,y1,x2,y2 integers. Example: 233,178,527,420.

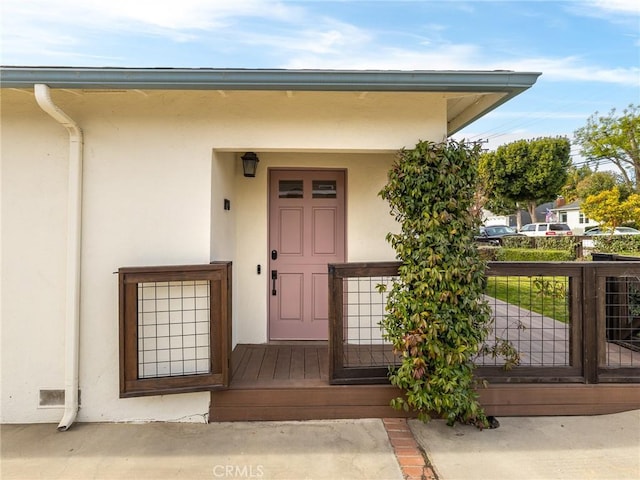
268,169,346,340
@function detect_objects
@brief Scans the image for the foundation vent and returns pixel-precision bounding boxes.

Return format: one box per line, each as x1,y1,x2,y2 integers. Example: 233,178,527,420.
39,389,81,407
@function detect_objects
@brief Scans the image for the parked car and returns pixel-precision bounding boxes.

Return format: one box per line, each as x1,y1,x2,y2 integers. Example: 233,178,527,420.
519,223,573,237
475,225,522,245
584,227,640,236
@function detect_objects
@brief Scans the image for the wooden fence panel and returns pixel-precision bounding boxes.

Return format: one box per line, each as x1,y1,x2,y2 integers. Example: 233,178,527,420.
328,261,640,385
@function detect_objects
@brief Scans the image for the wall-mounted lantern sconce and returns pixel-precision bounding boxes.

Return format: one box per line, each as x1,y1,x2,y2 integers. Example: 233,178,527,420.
241,152,259,177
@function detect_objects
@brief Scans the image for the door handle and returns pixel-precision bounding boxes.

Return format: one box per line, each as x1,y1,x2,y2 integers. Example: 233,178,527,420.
271,270,277,295
271,250,278,260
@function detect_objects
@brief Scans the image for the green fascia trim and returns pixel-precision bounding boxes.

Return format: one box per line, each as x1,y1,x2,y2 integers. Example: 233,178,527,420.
0,67,540,92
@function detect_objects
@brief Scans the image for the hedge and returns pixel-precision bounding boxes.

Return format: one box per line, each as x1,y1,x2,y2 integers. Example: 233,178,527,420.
502,236,578,251
592,235,640,254
496,248,575,262
477,246,500,261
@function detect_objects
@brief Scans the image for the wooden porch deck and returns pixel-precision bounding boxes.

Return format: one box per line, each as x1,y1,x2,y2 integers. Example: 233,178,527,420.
209,343,407,421
208,343,640,421
228,343,330,387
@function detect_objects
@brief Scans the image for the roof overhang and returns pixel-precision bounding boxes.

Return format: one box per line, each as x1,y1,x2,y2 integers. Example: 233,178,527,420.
0,67,541,135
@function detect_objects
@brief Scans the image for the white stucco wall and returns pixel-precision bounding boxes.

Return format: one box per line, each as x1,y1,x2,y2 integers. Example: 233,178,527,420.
1,112,69,423
1,87,446,423
211,151,237,261
232,152,400,345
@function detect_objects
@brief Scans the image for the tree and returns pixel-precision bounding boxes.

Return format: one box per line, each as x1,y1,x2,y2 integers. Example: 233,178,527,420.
574,104,640,191
575,171,632,200
479,137,572,228
561,166,632,203
478,152,520,223
561,165,593,202
581,187,640,230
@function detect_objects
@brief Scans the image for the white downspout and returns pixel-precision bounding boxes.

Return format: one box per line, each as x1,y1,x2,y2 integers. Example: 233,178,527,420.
34,84,83,431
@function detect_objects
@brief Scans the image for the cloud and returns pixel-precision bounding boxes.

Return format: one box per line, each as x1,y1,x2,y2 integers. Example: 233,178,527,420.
584,0,640,15
282,43,482,70
504,57,640,87
568,0,640,23
2,0,301,31
0,0,304,56
283,46,639,87
0,0,305,63
1,0,637,90
241,19,373,55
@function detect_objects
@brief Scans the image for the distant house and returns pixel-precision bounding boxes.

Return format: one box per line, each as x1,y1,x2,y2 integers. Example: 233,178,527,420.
550,199,599,234
482,209,516,227
484,199,599,234
482,202,555,229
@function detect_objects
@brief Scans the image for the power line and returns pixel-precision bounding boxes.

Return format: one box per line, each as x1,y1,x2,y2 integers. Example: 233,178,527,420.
465,90,618,143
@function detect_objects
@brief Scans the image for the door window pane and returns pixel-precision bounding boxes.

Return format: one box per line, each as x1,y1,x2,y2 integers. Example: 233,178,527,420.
312,180,337,199
279,180,303,198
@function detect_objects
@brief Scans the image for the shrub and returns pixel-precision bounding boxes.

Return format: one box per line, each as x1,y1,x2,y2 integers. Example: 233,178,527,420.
477,246,500,261
501,236,578,259
379,139,492,427
496,248,574,262
593,235,640,254
534,237,579,251
501,237,533,249
502,236,577,250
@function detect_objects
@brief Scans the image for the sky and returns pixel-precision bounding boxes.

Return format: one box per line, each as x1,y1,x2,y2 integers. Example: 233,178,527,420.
1,0,639,160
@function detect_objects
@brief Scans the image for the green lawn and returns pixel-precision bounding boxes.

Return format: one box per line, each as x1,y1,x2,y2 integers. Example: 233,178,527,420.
485,276,569,324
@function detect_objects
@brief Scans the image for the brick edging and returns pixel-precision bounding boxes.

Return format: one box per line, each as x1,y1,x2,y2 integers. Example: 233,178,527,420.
382,418,437,480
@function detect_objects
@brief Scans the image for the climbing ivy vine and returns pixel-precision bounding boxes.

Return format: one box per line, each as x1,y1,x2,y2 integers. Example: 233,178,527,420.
379,139,492,427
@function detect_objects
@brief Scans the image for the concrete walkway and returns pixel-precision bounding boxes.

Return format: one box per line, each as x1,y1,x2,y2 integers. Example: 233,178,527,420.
2,411,639,480
411,410,640,480
1,419,403,480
